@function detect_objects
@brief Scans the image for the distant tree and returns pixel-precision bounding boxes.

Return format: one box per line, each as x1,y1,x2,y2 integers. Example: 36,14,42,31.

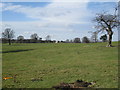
17,35,24,43
53,40,56,43
70,40,73,43
17,35,24,40
39,37,42,41
59,41,64,43
82,36,90,43
100,34,107,42
30,33,39,40
66,39,70,43
2,28,15,45
74,38,81,43
45,35,51,41
89,31,99,43
93,5,120,47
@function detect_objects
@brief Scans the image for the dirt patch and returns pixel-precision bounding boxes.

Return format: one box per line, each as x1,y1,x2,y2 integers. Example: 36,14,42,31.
52,80,93,89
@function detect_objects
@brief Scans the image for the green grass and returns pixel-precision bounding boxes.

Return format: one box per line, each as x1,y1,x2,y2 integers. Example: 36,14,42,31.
2,42,118,88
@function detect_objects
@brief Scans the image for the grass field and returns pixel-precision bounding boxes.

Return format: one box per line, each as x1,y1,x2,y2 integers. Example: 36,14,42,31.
2,42,118,88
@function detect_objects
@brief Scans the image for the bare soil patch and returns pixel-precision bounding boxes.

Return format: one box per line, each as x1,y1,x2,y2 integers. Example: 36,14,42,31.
53,80,93,89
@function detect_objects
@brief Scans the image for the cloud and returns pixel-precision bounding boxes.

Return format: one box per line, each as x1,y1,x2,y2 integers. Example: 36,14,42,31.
1,1,90,23
1,0,118,2
1,1,92,37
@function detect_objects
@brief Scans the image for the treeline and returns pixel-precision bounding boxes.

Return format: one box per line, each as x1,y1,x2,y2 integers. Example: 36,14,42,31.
1,36,90,43
1,38,56,43
1,28,107,45
1,36,106,44
1,37,89,44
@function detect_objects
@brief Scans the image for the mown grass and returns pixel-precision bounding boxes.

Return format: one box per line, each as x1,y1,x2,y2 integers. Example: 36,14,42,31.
2,42,118,88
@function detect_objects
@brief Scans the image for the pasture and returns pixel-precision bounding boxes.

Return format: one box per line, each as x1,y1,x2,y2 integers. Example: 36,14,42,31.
2,42,118,88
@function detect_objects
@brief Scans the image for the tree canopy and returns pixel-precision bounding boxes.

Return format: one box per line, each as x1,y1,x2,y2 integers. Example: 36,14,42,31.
2,28,15,45
93,6,120,47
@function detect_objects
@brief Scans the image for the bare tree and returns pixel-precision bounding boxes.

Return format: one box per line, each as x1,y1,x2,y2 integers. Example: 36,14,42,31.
30,33,39,40
65,39,70,43
88,31,99,43
93,5,120,47
45,35,51,41
2,28,15,45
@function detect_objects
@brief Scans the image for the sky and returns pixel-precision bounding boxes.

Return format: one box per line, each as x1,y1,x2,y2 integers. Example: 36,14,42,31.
0,0,119,41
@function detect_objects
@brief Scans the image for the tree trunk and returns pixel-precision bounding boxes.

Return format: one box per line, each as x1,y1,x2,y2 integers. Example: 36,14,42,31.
107,30,113,47
8,39,11,45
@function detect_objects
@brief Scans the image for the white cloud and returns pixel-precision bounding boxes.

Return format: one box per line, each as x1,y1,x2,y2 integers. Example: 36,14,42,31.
1,2,90,24
1,0,118,2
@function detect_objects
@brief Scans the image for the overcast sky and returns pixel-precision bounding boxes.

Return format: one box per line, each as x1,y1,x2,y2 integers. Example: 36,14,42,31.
0,0,119,41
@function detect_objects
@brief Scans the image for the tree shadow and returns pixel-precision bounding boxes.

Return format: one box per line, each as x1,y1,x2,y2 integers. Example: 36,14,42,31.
1,49,34,53
100,45,118,47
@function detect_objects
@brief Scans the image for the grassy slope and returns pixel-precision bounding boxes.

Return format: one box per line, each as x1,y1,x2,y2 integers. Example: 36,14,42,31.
2,42,118,88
